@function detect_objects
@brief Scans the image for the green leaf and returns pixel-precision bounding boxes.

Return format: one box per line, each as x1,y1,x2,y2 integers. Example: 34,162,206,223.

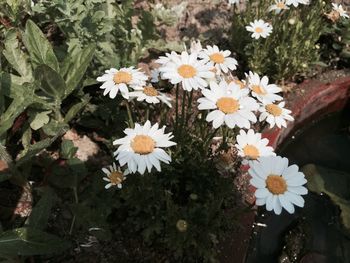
49,158,86,189
0,94,32,139
60,140,77,159
25,187,57,230
64,95,90,123
62,44,95,98
29,110,51,130
0,227,70,256
22,20,59,71
42,120,69,137
2,29,33,81
21,125,32,150
16,127,68,167
34,65,66,101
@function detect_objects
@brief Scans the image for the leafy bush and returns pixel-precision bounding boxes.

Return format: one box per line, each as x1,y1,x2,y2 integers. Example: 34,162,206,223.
31,0,160,77
320,16,350,69
0,18,94,260
230,0,326,81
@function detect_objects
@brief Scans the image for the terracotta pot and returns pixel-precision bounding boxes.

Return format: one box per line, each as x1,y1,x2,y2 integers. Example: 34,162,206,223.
220,70,350,263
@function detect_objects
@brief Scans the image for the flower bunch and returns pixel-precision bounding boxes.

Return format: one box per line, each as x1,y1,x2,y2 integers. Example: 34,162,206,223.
97,41,307,215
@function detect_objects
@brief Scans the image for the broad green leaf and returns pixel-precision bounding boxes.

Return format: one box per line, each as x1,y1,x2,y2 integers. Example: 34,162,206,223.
64,95,90,123
60,140,77,159
0,72,30,99
22,20,59,71
0,227,70,256
61,44,95,98
2,29,33,81
16,127,68,167
42,120,69,136
34,65,66,101
0,95,32,139
29,110,51,130
49,158,86,189
25,187,57,229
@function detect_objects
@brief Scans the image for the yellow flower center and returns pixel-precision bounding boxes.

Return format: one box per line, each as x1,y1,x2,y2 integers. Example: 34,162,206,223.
109,171,124,185
243,145,260,159
210,53,225,64
113,71,132,84
143,86,158,97
265,104,282,116
177,64,197,78
277,2,285,8
131,135,155,155
252,85,266,95
216,97,239,114
255,27,263,33
266,174,287,195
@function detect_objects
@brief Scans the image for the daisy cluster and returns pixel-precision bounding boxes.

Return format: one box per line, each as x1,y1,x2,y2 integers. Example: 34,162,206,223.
97,41,307,215
244,0,310,39
235,1,348,40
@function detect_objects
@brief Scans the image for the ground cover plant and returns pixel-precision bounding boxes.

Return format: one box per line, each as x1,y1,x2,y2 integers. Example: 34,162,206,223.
0,0,349,262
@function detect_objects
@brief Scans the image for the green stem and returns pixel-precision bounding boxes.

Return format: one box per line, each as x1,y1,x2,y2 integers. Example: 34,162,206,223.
125,100,134,128
175,84,179,133
69,187,79,235
185,90,193,125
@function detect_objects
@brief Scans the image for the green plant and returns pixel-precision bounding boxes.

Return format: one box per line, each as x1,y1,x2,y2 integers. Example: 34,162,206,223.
0,19,94,259
31,0,160,77
230,0,326,81
319,16,350,69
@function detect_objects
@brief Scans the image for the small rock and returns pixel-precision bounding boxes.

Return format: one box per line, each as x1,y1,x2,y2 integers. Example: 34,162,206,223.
63,130,99,161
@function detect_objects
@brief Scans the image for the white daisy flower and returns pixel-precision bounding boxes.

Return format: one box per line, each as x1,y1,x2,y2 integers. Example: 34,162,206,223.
268,0,289,13
259,101,294,128
190,40,203,54
286,0,309,7
235,129,275,160
197,80,259,129
155,51,180,66
102,162,127,189
159,51,215,91
96,67,148,99
113,121,176,175
199,45,238,74
247,71,283,103
246,19,273,39
249,156,308,215
129,85,172,108
332,3,349,18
